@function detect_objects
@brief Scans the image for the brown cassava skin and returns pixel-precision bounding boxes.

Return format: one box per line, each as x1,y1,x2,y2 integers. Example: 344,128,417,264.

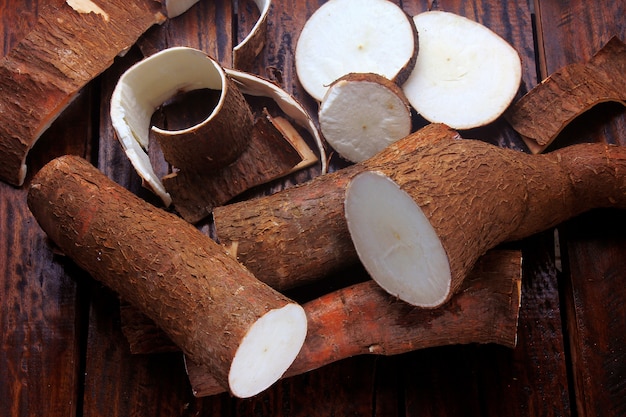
153,78,254,174
0,0,166,187
27,155,301,393
184,249,522,397
215,123,626,304
162,116,302,223
213,123,460,290
506,36,626,153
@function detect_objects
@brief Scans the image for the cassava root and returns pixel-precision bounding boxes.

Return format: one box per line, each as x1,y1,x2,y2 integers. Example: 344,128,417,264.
184,249,522,396
27,155,307,399
214,123,626,306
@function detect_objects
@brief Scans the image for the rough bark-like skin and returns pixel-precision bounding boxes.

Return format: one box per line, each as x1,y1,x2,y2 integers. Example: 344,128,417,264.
153,78,254,174
506,36,626,153
185,249,522,397
27,155,300,393
0,0,166,186
212,123,460,290
214,123,626,303
162,115,302,223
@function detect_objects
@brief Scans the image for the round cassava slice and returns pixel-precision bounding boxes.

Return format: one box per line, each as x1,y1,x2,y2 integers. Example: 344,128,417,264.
319,73,412,163
402,10,522,129
295,0,418,102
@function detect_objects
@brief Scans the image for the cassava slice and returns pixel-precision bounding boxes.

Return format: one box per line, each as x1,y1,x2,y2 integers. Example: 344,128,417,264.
402,10,522,129
319,73,413,162
295,0,418,102
27,155,307,398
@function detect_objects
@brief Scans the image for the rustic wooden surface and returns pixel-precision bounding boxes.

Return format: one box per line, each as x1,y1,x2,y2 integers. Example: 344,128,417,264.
1,0,625,416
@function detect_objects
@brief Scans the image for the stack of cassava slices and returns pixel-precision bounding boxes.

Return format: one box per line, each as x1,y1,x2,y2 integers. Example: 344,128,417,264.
25,0,626,400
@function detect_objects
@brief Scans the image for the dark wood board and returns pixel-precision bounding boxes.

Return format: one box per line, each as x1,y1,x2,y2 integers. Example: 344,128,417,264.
1,1,625,416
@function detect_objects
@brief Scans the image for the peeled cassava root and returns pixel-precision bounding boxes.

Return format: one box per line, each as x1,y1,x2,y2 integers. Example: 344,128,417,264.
121,249,522,397
27,155,307,399
214,123,626,306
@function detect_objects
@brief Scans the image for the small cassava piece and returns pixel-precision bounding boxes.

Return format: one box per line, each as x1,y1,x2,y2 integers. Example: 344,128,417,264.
0,0,172,187
506,36,626,154
295,0,418,102
319,73,413,163
120,249,523,397
27,155,308,399
214,124,626,306
402,10,522,129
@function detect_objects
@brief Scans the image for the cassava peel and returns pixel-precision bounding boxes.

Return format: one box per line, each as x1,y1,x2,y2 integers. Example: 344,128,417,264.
27,155,307,399
215,124,626,306
319,72,413,163
0,0,166,187
506,36,626,153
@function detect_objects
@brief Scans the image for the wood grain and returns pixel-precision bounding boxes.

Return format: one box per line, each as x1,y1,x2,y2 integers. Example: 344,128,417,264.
1,0,625,416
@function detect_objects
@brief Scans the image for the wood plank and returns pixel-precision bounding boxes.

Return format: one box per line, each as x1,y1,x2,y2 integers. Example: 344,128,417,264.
0,1,93,416
537,2,626,417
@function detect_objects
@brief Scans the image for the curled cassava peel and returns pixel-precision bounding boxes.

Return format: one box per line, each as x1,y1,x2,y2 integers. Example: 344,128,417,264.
111,47,325,211
0,0,167,187
506,36,626,154
232,0,272,70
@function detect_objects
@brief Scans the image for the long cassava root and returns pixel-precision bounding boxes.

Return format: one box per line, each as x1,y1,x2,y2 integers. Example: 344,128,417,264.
26,155,307,399
214,123,626,306
177,250,521,396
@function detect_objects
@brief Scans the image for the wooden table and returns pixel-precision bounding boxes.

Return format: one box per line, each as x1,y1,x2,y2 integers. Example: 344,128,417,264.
1,1,625,416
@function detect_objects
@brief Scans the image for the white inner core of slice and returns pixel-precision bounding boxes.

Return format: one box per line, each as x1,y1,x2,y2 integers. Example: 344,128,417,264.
402,11,522,129
345,171,451,307
228,303,308,398
319,79,411,163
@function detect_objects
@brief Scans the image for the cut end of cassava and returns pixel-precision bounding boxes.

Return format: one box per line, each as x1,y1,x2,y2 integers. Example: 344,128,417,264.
319,73,412,163
228,303,308,398
402,11,522,129
345,171,452,307
295,0,418,102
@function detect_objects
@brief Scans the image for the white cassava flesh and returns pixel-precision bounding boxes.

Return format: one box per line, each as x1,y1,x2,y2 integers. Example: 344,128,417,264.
345,171,451,307
319,73,412,163
295,0,418,102
228,303,308,398
110,47,326,206
402,11,522,129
